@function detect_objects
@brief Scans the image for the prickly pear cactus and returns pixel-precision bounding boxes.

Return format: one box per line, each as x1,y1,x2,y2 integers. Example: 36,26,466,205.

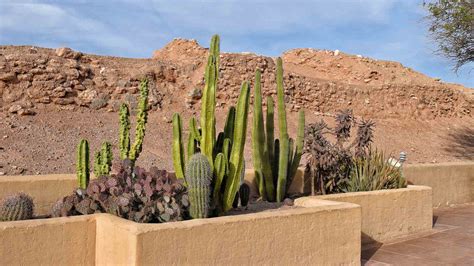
0,193,34,221
185,153,212,219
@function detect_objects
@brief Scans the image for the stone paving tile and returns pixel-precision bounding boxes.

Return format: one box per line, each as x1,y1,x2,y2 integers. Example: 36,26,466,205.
363,204,474,265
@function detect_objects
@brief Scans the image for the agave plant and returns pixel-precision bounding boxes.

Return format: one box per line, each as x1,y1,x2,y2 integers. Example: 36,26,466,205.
343,149,407,192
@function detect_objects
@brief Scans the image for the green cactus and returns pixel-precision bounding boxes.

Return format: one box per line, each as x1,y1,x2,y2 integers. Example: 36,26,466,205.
77,139,90,189
172,113,186,180
171,35,250,215
0,193,34,221
251,58,305,202
185,153,213,219
119,103,131,160
239,183,251,208
94,142,113,177
129,79,149,162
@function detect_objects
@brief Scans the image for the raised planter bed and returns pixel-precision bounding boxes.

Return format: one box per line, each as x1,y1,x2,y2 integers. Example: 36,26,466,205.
315,185,433,245
0,197,361,265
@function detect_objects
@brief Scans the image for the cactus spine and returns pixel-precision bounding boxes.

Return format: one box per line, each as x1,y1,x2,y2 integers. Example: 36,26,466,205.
171,35,250,215
94,142,112,177
0,193,34,221
77,139,90,189
252,58,305,202
185,153,212,219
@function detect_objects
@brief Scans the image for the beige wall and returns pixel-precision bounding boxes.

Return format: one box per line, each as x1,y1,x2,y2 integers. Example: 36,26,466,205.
0,174,77,215
0,215,96,266
316,186,433,245
404,162,474,207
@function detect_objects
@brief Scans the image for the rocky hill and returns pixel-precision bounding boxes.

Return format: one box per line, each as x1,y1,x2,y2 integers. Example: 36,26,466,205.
1,39,472,119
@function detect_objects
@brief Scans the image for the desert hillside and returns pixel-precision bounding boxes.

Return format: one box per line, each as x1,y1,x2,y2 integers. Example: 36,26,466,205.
0,39,472,175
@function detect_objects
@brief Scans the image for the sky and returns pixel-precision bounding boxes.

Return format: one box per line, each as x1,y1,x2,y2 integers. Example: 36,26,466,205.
0,0,472,87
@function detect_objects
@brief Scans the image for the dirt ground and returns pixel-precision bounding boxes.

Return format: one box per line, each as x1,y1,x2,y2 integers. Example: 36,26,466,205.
0,104,472,176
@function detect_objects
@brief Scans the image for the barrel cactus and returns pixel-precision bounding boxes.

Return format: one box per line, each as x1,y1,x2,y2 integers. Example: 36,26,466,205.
1,193,34,221
185,153,212,219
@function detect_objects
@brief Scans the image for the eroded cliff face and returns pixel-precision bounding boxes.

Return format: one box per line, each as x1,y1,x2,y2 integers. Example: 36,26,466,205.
0,38,472,119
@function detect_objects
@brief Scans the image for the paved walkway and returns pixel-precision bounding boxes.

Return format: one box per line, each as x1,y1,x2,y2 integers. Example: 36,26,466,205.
362,204,474,265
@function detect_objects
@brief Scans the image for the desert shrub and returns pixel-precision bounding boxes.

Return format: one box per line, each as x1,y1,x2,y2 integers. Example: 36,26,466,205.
52,160,189,223
304,110,375,195
343,149,407,192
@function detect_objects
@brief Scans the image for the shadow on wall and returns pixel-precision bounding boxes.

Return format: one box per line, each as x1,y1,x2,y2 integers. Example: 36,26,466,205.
443,126,474,160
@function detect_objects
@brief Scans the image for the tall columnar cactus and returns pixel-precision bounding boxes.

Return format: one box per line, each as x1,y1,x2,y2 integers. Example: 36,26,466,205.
94,142,113,177
171,35,250,215
252,59,305,202
119,103,131,160
129,79,149,162
172,113,186,180
118,79,149,164
77,139,90,189
185,153,213,219
0,193,34,221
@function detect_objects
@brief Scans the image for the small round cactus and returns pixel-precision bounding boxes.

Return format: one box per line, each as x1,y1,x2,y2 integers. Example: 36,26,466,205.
1,193,34,221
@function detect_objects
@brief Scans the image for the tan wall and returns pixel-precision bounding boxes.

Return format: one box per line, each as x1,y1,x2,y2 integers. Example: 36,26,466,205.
0,174,77,215
132,198,361,266
403,162,474,207
0,215,96,265
315,185,433,244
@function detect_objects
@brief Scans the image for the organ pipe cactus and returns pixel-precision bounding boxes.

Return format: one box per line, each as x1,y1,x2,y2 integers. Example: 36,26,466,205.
77,139,90,189
94,142,113,177
0,193,34,221
171,35,250,215
185,153,212,218
251,59,305,202
118,79,149,164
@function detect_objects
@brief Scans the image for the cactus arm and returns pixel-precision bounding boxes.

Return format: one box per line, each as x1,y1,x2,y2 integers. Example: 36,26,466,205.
275,57,290,202
287,110,305,189
223,106,236,140
213,153,227,210
252,70,266,199
77,139,90,189
129,79,149,162
172,113,186,179
189,116,201,142
223,82,250,212
265,96,275,164
222,138,231,161
200,35,220,170
119,103,130,160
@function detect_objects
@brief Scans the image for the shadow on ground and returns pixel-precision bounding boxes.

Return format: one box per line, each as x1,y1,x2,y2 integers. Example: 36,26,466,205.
443,126,474,160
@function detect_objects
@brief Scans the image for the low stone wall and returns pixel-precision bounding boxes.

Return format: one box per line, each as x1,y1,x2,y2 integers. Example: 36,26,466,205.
404,162,474,207
0,215,96,265
0,199,362,266
315,185,433,245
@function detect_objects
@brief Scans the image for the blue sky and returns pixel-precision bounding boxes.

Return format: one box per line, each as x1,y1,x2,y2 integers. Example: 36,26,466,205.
0,0,472,87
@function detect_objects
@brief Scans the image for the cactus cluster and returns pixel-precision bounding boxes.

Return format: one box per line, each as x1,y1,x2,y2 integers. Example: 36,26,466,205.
173,35,251,214
119,79,149,163
1,193,34,221
252,58,305,202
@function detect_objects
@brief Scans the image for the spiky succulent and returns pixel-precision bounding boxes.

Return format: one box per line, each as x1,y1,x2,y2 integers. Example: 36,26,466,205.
52,160,189,223
1,193,34,221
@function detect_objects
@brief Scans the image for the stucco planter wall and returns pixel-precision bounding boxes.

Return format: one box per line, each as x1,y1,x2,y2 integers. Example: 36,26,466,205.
0,198,361,266
315,185,433,244
403,162,474,207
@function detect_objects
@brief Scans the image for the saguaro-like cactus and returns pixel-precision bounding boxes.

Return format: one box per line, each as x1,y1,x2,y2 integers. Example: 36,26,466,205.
77,139,90,189
94,142,113,177
119,103,131,160
251,59,305,202
0,193,34,221
185,153,213,219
